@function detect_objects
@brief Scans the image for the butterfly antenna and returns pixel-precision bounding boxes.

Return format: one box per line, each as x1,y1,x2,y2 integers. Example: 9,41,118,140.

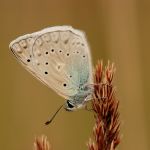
45,104,64,125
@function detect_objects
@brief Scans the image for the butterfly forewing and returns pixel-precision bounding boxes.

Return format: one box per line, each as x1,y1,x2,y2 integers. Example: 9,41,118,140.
9,26,92,99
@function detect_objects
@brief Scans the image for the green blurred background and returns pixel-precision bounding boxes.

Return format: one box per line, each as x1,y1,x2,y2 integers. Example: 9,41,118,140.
0,0,149,149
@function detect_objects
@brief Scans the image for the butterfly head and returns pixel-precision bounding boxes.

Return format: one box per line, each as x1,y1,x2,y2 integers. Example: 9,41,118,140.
64,100,76,111
64,99,86,111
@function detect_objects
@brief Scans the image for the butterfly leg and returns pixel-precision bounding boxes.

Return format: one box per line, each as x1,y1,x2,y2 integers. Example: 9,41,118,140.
84,94,93,102
81,95,94,111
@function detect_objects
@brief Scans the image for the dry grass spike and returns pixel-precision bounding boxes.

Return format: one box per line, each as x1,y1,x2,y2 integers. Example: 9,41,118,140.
88,60,120,150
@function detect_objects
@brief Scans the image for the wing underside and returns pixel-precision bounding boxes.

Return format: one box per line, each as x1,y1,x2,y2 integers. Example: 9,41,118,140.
9,26,93,99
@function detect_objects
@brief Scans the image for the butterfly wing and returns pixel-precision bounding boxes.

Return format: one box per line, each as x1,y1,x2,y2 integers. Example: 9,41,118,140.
9,33,49,88
9,26,93,99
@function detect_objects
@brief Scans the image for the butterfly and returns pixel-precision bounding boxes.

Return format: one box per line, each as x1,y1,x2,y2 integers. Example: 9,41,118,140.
9,26,93,113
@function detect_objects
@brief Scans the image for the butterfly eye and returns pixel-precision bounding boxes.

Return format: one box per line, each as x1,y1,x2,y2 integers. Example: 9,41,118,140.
67,100,74,109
